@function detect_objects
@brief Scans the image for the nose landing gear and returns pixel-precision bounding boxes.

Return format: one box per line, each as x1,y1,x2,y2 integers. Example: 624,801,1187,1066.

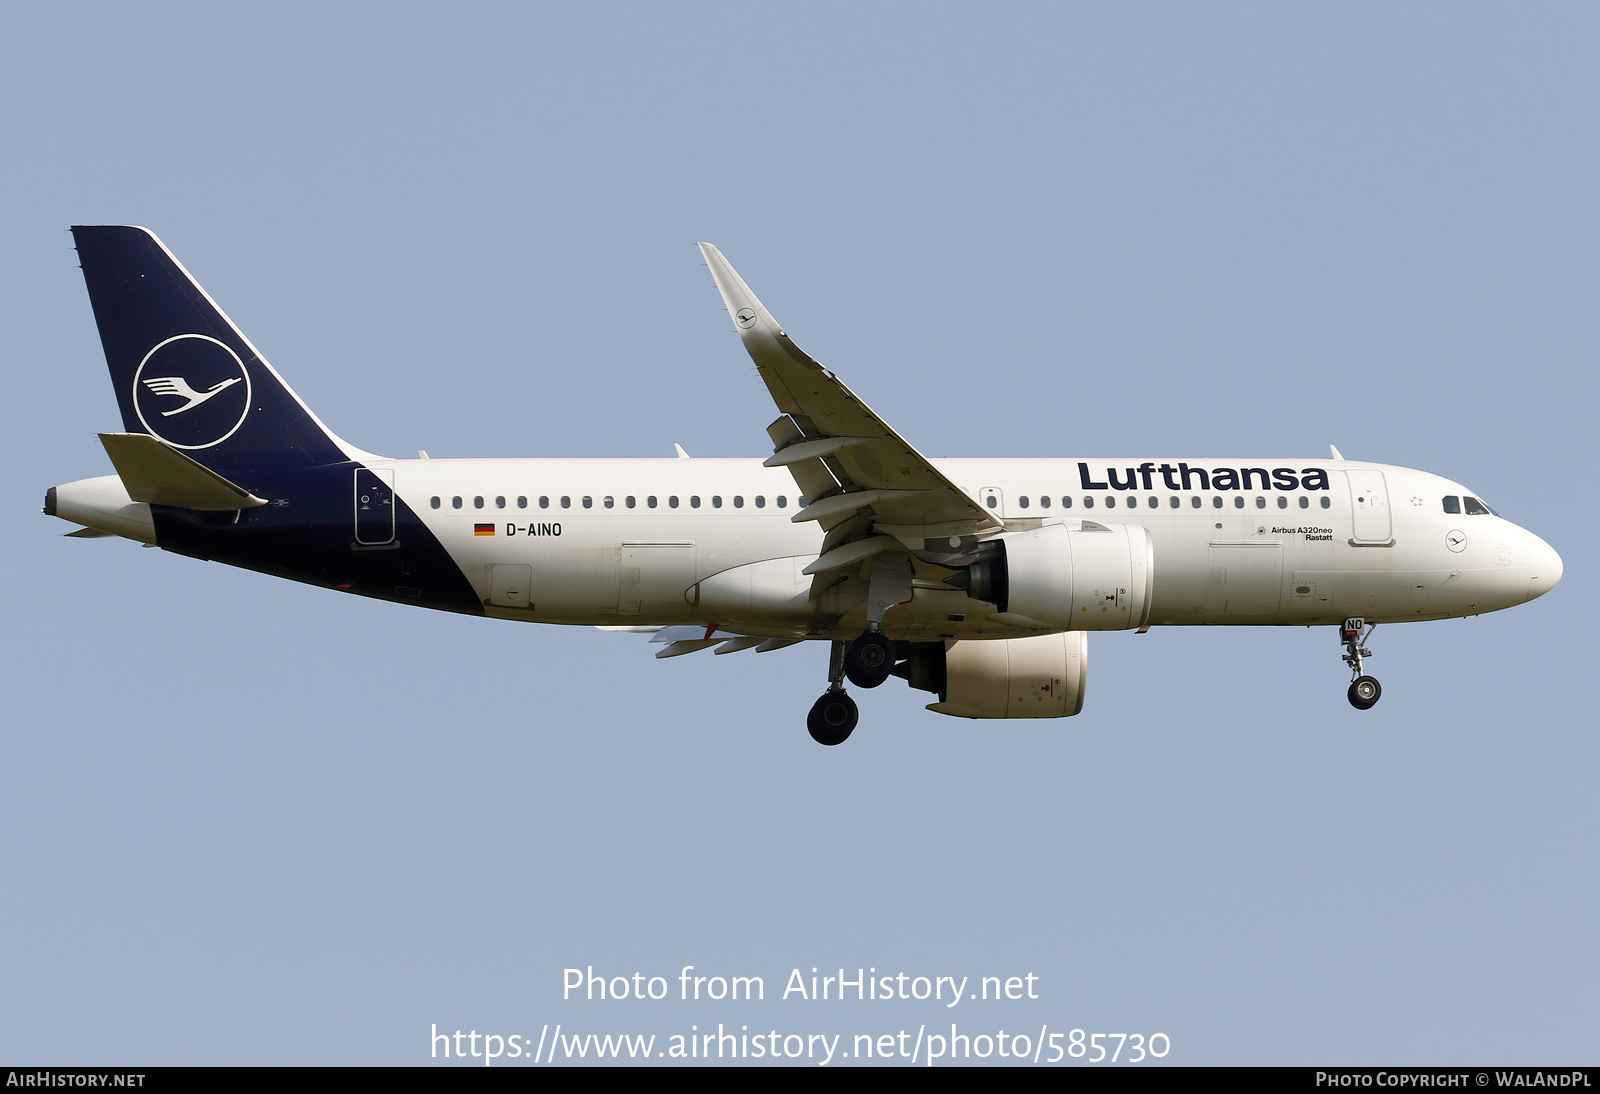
1341,617,1382,710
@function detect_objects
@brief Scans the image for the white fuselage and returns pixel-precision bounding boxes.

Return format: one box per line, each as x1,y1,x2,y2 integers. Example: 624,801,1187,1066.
373,456,1561,639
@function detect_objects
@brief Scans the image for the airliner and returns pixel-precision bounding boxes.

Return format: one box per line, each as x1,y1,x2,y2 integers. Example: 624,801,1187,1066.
46,227,1563,745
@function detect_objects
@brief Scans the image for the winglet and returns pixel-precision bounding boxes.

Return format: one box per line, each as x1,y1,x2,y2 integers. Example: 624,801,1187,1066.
99,432,268,510
697,242,997,533
699,242,786,343
1329,444,1345,461
698,243,824,401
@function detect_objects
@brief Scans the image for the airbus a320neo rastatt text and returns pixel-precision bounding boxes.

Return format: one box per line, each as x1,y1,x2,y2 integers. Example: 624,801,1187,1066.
46,228,1563,744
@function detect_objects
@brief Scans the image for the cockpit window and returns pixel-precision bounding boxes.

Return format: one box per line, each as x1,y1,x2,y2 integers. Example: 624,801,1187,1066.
1464,496,1493,516
1442,496,1461,514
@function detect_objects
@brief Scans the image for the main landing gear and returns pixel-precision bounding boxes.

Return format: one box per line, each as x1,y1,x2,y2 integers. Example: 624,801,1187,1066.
807,628,896,746
808,639,862,746
843,625,895,689
807,690,858,746
1341,617,1382,710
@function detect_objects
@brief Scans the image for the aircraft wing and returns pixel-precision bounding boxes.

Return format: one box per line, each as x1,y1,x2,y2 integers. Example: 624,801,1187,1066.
699,244,1000,585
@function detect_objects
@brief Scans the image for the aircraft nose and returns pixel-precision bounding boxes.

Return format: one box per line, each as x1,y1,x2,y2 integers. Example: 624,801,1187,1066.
1526,532,1563,602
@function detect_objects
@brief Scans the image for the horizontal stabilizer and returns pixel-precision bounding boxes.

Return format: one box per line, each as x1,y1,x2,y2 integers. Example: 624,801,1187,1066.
99,433,268,511
63,526,114,538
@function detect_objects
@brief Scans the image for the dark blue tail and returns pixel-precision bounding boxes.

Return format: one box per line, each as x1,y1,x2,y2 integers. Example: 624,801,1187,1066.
72,226,356,472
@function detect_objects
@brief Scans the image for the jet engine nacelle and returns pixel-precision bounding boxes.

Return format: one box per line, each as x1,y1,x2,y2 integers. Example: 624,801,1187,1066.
924,632,1088,719
956,521,1154,632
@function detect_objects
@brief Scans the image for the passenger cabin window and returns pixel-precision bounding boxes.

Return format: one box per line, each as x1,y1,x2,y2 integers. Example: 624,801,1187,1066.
1298,496,1308,509
669,496,679,508
561,496,571,508
1083,497,1094,508
1464,496,1491,516
474,496,484,509
1234,497,1244,509
1061,496,1072,508
712,496,722,508
1105,496,1116,508
582,496,592,509
1191,497,1201,508
986,495,998,509
1443,496,1461,514
1148,496,1158,509
452,496,462,509
430,496,440,509
495,496,506,509
647,496,658,508
778,496,788,508
1018,496,1029,509
1320,497,1331,509
691,496,701,508
1170,496,1179,508
1213,497,1222,508
517,496,527,509
734,496,744,508
1039,496,1050,509
625,496,636,508
604,496,614,508
755,496,766,508
1277,496,1287,508
539,496,550,509
1256,496,1266,508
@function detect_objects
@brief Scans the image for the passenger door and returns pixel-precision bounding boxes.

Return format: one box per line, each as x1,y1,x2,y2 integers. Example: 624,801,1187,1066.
1346,470,1392,544
353,468,395,545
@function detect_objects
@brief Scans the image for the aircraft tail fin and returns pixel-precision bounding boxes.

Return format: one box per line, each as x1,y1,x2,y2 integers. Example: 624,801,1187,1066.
70,226,369,472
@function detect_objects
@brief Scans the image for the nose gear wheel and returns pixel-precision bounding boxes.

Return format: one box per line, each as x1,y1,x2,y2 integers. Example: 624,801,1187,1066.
1348,675,1381,710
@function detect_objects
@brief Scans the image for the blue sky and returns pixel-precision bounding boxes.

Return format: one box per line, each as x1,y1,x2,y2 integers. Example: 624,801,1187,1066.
2,2,1594,1065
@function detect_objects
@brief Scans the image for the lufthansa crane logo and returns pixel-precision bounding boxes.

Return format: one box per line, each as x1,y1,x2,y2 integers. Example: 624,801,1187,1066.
142,375,242,415
735,307,757,329
132,334,252,450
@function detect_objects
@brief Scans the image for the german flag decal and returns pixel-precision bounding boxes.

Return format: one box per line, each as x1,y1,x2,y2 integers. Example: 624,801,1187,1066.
474,524,495,536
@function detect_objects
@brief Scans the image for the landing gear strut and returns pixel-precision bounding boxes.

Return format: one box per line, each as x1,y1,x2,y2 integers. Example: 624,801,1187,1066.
808,639,859,746
1340,617,1382,710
